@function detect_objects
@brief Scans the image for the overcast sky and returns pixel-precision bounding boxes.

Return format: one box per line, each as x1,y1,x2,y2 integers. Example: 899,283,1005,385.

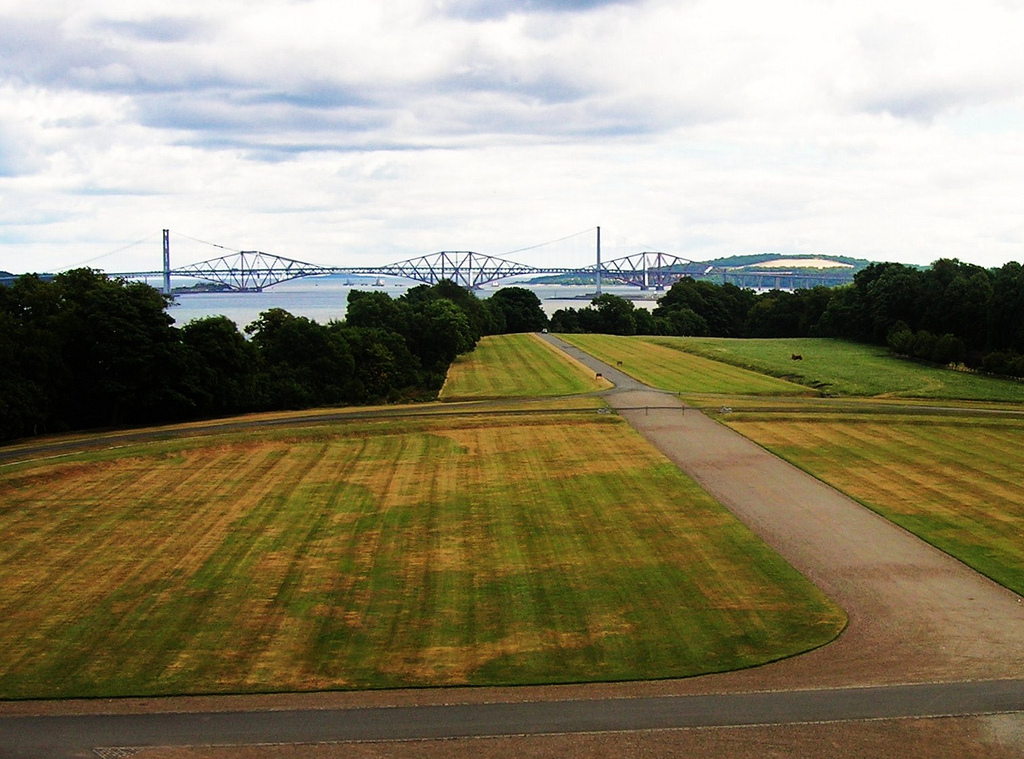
3,0,1024,274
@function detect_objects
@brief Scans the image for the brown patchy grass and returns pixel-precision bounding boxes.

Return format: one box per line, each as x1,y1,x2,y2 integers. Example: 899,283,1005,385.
0,413,843,699
724,410,1024,595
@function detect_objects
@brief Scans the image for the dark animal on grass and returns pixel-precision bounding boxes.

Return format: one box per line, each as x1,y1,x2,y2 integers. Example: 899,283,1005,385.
791,354,803,361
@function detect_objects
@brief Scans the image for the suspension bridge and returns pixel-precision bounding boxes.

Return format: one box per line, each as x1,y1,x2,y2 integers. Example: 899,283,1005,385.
105,228,708,295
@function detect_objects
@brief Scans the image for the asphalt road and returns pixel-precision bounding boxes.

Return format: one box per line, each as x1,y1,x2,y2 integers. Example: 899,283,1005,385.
2,679,1023,758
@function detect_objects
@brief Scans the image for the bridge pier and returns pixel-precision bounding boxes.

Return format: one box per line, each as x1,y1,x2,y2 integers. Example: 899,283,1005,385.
162,229,171,296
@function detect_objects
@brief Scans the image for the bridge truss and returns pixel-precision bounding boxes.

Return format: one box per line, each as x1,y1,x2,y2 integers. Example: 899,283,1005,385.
372,251,540,289
136,248,698,293
173,251,339,291
586,251,696,290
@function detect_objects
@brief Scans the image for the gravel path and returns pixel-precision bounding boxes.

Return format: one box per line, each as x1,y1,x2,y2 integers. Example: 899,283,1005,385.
545,335,1024,690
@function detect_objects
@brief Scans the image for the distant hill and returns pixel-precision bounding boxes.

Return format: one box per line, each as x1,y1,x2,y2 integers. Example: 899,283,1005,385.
706,253,869,270
524,253,873,289
708,253,872,289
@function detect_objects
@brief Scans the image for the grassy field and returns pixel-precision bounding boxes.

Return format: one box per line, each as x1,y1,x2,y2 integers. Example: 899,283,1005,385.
722,409,1024,596
558,334,809,396
440,333,610,400
647,337,1024,401
0,412,844,699
557,335,1024,601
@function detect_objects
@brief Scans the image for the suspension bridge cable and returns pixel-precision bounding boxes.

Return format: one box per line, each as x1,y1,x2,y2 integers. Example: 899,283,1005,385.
600,229,693,262
60,233,160,270
601,229,657,254
168,230,242,254
496,227,596,258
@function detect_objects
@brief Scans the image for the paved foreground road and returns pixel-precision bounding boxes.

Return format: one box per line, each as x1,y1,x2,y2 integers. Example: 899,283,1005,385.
2,680,1024,758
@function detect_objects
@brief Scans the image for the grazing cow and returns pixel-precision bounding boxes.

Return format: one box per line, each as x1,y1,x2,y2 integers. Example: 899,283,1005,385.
791,354,803,361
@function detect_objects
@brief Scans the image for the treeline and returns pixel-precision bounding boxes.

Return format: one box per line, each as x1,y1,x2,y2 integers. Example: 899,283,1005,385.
552,258,1024,377
0,270,548,441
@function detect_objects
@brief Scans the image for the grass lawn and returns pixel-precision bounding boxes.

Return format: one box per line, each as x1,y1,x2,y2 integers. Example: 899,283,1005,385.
558,334,809,396
557,334,1024,598
723,409,1024,596
0,412,843,699
648,337,1024,401
440,333,611,400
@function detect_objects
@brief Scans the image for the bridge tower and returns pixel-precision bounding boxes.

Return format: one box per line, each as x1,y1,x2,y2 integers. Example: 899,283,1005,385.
162,229,171,295
596,226,602,296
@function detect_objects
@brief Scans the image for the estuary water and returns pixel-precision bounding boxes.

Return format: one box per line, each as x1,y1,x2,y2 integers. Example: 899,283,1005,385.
165,275,658,330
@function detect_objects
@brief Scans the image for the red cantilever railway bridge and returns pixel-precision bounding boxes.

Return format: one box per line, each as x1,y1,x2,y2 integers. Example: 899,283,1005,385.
6,230,855,293
117,248,705,294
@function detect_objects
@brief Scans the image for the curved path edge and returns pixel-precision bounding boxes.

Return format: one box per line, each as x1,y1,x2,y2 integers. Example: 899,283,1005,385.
543,333,1024,689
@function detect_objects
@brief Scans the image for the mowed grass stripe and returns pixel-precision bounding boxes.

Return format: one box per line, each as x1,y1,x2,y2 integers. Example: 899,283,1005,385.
441,333,610,400
0,415,843,698
559,334,808,395
726,412,1024,596
0,443,334,694
656,336,1024,401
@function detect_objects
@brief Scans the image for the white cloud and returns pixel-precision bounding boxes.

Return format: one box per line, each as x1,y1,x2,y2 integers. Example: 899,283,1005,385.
3,0,1024,274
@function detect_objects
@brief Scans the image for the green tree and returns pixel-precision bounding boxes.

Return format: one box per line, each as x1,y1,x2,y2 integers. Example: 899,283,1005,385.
746,287,833,337
633,307,657,335
180,316,255,415
50,269,183,428
335,325,422,402
989,262,1024,353
402,280,488,341
0,275,61,437
346,290,407,333
246,308,354,409
406,298,477,373
591,293,637,335
487,287,548,333
549,307,582,333
655,278,752,337
861,263,925,343
920,263,992,348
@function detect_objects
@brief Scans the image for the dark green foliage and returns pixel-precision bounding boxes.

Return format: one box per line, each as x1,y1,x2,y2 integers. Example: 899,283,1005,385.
591,294,638,335
345,290,407,333
0,272,485,441
989,262,1024,352
180,316,256,416
549,307,583,333
405,298,477,371
745,287,833,338
633,307,657,335
485,287,548,333
403,280,489,341
655,278,754,338
335,326,421,402
834,259,1024,374
1,269,186,432
245,308,355,409
549,295,639,336
547,259,1024,380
